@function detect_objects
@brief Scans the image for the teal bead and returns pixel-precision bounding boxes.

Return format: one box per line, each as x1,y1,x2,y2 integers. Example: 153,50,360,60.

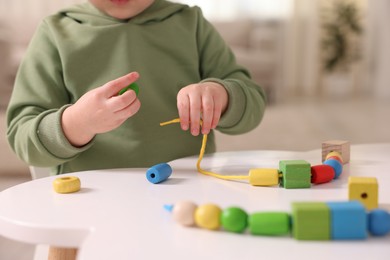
368,209,390,236
220,207,248,233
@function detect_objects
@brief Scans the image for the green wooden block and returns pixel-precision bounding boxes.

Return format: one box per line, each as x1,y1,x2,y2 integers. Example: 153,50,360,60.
248,212,291,236
292,202,330,240
279,160,311,189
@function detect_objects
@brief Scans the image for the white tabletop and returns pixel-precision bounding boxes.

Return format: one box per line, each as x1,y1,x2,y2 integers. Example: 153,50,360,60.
1,143,390,260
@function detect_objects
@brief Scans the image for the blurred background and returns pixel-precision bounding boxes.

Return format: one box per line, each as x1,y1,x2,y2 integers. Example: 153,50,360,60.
0,0,389,258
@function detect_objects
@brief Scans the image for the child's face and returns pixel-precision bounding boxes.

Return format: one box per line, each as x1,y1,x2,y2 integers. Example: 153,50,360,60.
89,0,155,20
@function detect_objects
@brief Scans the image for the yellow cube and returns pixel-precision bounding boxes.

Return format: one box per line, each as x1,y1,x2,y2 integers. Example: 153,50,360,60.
348,177,378,210
249,168,280,186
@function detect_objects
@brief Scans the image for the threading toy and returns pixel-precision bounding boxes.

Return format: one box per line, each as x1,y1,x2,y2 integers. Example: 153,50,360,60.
160,118,346,189
164,200,390,240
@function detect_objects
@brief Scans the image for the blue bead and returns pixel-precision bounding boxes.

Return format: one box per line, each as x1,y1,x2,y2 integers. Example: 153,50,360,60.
323,159,343,179
368,209,390,236
326,201,367,240
146,163,172,184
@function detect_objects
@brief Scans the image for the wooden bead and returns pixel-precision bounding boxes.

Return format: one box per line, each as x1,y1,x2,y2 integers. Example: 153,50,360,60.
368,209,390,236
292,202,330,240
53,176,81,194
194,204,222,230
323,159,343,179
220,207,248,233
325,151,343,163
249,168,280,186
348,177,378,210
248,212,290,236
311,165,335,184
279,160,311,189
172,201,198,227
322,140,350,164
327,201,367,240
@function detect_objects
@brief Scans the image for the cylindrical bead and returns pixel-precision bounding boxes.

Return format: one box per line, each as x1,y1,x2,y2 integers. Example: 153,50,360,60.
195,204,222,230
249,168,280,186
368,209,390,236
220,207,248,233
248,212,291,236
146,163,172,184
311,165,335,184
323,159,343,179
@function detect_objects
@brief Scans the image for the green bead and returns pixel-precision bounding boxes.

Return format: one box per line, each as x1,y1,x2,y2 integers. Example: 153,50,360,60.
220,207,248,233
118,82,139,96
248,212,291,236
279,160,311,189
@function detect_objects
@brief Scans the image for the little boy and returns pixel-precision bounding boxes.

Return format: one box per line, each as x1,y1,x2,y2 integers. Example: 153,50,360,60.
6,0,266,175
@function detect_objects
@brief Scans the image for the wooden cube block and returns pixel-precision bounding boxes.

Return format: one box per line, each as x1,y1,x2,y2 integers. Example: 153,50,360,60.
326,201,367,240
322,140,350,164
279,160,311,189
292,202,330,240
348,177,378,210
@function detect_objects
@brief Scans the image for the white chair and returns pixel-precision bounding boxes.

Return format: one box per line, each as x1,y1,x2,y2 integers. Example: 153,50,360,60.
29,166,50,260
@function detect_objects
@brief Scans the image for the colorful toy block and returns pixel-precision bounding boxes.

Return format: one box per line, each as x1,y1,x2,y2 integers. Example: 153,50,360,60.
279,160,311,189
249,168,280,186
327,201,367,239
348,177,378,210
248,212,290,236
292,202,330,240
322,140,350,164
368,209,390,236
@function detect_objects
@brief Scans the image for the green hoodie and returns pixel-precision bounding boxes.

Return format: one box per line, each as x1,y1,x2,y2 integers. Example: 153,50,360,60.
6,0,266,175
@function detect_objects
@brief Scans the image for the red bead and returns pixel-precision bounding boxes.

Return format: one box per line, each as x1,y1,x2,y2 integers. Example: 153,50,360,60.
311,165,335,184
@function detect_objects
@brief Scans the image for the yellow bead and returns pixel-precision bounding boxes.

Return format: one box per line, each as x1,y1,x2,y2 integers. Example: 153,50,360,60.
325,151,343,163
53,176,81,194
348,177,378,210
249,168,280,186
194,204,221,230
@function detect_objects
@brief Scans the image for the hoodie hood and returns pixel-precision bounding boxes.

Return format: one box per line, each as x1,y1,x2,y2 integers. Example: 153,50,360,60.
60,0,188,26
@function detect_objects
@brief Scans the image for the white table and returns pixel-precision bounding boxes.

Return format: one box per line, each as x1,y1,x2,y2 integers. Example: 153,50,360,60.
1,143,390,260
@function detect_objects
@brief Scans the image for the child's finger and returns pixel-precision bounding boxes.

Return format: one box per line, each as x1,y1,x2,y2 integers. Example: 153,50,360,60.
177,94,190,131
107,89,138,112
201,96,214,134
189,94,201,136
102,72,139,97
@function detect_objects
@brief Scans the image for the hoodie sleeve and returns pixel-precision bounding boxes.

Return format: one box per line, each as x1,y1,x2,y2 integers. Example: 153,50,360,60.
6,19,93,168
194,7,267,135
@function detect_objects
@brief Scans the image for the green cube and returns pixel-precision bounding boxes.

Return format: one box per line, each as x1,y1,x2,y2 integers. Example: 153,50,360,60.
279,160,311,189
292,202,330,240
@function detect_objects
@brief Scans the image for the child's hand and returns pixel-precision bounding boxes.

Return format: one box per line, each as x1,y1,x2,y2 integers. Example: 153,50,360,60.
177,82,228,136
62,72,141,146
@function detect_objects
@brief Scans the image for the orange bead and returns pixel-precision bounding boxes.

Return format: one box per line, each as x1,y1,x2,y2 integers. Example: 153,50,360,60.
311,165,335,184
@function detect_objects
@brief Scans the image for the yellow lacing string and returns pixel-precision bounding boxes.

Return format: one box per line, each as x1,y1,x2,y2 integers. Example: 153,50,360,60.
160,118,250,181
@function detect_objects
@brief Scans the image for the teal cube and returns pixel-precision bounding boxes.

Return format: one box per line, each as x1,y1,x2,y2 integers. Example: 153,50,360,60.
292,202,330,240
279,160,311,189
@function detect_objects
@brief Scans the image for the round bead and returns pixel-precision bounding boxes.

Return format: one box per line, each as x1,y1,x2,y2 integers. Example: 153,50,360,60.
146,163,172,184
195,204,222,230
323,159,343,179
220,207,248,233
118,82,139,96
53,176,81,194
311,165,335,184
326,156,343,164
172,201,198,227
368,209,390,236
325,151,343,163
